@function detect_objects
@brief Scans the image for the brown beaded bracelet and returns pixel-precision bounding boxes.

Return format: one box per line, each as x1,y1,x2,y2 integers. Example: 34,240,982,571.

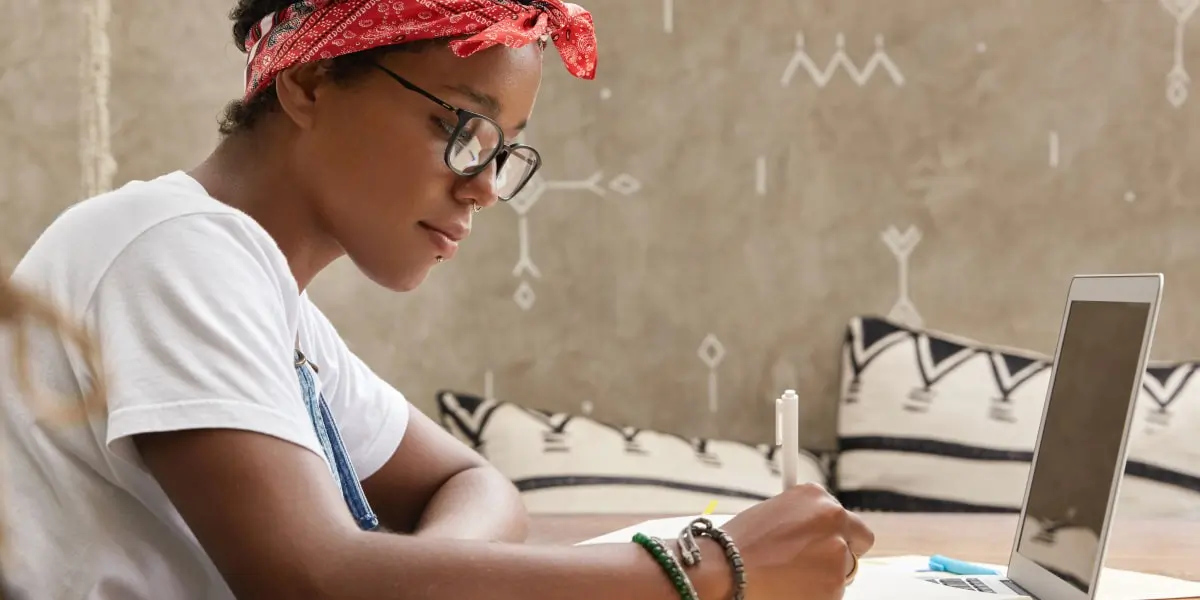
677,517,748,600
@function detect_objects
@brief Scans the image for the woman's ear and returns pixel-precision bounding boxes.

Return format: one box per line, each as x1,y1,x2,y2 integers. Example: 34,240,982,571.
274,61,327,130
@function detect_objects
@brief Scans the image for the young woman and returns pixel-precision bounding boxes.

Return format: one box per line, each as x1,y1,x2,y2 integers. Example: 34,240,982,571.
1,1,874,598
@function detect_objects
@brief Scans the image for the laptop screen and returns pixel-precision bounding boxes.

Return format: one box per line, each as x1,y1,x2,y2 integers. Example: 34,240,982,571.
1014,299,1151,594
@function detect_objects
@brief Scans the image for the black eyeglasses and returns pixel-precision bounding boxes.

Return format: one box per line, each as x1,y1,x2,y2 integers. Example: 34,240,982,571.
372,63,541,202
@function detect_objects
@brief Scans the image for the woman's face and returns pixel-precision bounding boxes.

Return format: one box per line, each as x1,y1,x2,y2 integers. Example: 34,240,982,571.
291,43,544,292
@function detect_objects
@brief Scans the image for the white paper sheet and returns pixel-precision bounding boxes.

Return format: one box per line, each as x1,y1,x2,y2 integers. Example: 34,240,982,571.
579,517,1200,600
576,514,736,546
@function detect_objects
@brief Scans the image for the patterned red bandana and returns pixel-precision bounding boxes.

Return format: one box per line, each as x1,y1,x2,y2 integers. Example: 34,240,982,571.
243,0,597,101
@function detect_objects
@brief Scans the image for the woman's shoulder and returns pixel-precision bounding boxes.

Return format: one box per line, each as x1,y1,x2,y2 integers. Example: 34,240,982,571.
14,171,294,312
54,170,258,241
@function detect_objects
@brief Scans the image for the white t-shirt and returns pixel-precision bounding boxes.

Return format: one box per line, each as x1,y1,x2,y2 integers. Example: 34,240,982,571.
0,171,410,599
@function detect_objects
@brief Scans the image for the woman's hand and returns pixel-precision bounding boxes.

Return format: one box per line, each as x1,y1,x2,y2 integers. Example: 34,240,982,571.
723,483,875,600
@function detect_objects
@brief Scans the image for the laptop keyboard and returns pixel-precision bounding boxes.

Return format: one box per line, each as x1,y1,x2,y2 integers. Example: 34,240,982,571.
933,577,998,593
932,577,1029,596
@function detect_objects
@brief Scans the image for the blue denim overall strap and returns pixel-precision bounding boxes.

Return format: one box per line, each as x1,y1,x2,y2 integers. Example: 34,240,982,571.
294,350,380,531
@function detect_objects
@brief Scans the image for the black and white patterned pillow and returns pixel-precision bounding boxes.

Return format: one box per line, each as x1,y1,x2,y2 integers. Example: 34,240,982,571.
436,391,829,514
836,315,1200,517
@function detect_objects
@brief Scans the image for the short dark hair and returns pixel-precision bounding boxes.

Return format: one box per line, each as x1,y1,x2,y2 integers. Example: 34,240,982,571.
218,0,443,136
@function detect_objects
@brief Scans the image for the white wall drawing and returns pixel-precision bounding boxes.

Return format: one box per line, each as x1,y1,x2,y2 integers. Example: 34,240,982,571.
1105,0,1199,107
81,0,116,197
697,334,727,413
781,33,905,88
507,171,641,310
881,225,923,328
663,0,674,33
755,155,767,196
1161,0,1199,107
1048,131,1060,168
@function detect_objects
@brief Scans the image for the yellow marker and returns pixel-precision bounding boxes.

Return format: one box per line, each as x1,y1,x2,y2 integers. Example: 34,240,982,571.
702,500,718,515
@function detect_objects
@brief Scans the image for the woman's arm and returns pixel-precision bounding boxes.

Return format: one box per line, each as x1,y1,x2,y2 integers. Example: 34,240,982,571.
408,463,529,542
322,528,732,600
136,428,732,600
361,407,529,542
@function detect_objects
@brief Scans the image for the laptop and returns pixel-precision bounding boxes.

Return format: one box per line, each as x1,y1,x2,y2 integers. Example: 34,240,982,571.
915,273,1163,599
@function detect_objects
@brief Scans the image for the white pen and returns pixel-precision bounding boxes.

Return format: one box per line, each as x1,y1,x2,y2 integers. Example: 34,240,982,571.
777,389,800,491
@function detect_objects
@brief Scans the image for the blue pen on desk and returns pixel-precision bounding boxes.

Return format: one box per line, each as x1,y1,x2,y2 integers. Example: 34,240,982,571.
928,555,1000,576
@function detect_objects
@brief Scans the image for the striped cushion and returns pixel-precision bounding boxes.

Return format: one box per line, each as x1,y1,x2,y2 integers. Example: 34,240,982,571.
836,315,1200,517
436,390,829,514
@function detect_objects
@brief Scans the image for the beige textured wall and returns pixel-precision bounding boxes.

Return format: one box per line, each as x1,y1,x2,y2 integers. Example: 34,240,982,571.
5,0,1200,451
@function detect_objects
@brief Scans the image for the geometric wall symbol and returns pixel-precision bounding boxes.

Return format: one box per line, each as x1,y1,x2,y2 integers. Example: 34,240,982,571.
513,280,536,311
663,0,674,33
1105,0,1200,107
755,155,767,195
781,32,905,88
1161,0,1200,107
1048,130,1060,168
880,225,923,328
697,334,726,413
506,170,641,310
81,0,117,198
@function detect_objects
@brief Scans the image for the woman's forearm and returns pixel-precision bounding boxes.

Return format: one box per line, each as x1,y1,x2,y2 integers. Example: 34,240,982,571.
317,532,732,600
414,466,529,543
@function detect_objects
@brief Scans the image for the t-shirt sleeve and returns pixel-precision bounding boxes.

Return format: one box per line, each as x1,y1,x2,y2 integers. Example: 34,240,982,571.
298,299,410,481
91,213,323,467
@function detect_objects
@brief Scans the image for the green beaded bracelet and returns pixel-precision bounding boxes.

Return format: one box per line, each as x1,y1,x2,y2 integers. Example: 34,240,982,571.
632,532,699,600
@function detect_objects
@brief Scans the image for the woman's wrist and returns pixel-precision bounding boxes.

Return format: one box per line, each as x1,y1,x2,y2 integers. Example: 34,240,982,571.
683,537,735,600
633,535,733,600
629,519,742,600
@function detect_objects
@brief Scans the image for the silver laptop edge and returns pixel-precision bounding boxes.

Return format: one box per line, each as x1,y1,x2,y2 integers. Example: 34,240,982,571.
922,274,1163,600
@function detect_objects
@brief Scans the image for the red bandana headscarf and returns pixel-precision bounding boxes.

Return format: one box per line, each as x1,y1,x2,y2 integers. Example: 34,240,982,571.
242,0,597,101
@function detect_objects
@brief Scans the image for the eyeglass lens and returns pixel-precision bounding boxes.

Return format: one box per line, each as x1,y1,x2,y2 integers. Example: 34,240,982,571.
446,115,538,200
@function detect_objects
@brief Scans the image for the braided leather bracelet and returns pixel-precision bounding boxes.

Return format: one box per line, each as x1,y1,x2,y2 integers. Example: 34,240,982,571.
677,517,748,600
